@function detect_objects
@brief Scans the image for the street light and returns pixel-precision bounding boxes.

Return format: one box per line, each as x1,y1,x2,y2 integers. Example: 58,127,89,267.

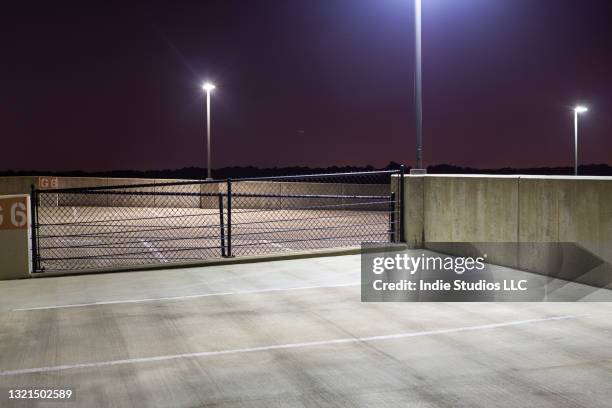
573,105,588,176
202,82,216,180
413,0,424,173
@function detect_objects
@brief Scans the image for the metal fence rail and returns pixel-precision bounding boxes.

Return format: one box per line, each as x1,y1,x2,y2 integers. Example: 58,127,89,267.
31,169,404,272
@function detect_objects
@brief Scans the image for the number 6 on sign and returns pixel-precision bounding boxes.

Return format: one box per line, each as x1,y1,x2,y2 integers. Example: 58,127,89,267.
12,202,27,228
0,197,28,230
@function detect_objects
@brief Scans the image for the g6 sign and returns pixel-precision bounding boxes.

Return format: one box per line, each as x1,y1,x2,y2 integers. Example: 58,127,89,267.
0,197,28,230
39,177,59,189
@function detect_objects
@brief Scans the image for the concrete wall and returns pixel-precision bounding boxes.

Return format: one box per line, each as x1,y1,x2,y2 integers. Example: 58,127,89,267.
0,195,31,280
0,176,162,195
0,177,40,196
0,176,211,209
0,177,390,211
205,181,388,211
397,175,612,287
0,176,187,207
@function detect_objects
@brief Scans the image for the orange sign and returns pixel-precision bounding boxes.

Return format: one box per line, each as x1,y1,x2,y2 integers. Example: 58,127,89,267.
39,177,59,189
0,196,29,230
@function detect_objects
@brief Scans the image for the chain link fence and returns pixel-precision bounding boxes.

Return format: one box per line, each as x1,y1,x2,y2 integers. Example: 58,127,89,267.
31,170,403,272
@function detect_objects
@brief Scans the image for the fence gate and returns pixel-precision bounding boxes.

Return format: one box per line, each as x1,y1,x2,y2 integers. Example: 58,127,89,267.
31,170,404,273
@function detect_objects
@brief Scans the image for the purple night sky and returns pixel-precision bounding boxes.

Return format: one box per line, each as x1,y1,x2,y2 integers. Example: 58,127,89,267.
2,0,612,171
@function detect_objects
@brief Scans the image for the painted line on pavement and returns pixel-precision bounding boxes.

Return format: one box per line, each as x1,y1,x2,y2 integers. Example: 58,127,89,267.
13,282,361,311
0,314,586,377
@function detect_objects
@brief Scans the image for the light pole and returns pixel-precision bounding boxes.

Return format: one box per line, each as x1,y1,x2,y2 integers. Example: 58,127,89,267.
573,106,587,176
202,82,216,180
413,0,424,173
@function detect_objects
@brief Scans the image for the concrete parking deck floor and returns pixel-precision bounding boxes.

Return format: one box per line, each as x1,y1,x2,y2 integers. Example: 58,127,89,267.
1,252,612,407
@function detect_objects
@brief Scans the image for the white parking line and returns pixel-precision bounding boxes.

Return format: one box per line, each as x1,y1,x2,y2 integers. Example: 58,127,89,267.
0,314,586,377
13,282,361,311
140,239,168,263
59,237,104,244
261,239,290,250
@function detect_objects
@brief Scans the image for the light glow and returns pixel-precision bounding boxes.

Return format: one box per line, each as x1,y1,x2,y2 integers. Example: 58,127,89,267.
202,82,216,92
574,106,588,113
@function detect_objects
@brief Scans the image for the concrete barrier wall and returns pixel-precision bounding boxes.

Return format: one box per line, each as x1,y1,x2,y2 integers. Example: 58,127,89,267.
518,178,612,285
231,181,282,210
0,177,40,195
0,176,185,207
397,174,612,287
57,178,160,208
0,195,31,280
0,176,203,208
0,176,164,195
0,177,390,211
280,182,339,211
242,182,389,211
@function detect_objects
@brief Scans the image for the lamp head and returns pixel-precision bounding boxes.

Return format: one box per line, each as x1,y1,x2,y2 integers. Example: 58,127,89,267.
574,106,588,113
202,82,216,92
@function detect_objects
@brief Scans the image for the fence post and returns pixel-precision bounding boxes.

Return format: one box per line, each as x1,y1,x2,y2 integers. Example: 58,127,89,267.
227,179,233,257
30,185,40,272
218,193,226,257
389,191,396,243
399,165,405,242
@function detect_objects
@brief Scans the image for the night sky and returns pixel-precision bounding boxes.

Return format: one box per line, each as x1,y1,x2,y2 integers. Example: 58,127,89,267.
2,0,612,172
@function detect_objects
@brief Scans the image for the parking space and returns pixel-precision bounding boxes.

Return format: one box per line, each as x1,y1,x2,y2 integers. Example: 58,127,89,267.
1,253,612,407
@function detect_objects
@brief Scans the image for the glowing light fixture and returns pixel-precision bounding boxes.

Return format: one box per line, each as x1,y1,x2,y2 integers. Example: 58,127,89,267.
202,82,216,92
573,105,588,175
202,82,216,180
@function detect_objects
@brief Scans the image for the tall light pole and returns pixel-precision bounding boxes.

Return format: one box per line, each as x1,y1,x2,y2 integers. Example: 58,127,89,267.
202,82,216,180
413,0,424,173
573,106,588,176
